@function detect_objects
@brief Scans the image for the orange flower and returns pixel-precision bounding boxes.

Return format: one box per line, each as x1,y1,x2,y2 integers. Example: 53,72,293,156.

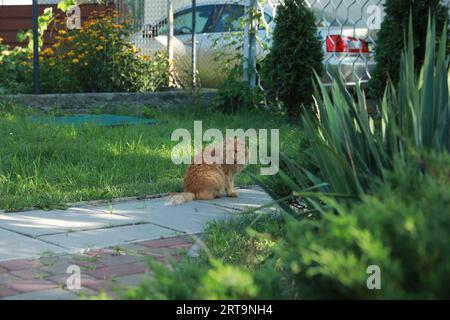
42,48,54,55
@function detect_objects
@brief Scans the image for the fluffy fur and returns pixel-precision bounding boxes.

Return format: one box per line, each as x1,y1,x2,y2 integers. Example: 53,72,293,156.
167,138,248,205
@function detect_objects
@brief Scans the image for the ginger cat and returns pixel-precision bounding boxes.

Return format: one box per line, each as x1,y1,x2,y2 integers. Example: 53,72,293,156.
167,138,248,205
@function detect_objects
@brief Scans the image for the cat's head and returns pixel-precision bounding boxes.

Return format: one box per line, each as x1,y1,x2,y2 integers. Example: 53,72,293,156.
220,137,249,173
197,137,249,172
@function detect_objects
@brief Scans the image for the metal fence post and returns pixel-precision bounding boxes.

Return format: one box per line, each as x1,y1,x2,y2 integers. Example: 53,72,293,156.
32,0,40,94
192,0,197,88
243,0,257,87
167,0,174,87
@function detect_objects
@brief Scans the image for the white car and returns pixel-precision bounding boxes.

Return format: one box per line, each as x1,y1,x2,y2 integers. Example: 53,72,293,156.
137,2,376,88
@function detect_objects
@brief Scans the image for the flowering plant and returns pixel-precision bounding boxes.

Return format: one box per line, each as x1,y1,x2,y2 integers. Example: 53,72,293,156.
1,8,169,94
40,8,169,93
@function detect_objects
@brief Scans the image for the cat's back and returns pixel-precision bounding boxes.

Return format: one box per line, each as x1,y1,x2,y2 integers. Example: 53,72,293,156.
184,163,225,192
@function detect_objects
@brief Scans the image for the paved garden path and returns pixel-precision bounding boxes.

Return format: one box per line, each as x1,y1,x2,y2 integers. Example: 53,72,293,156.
0,186,274,299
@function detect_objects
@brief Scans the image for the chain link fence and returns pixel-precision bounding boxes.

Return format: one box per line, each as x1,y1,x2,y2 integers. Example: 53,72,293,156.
2,0,449,91
116,0,387,89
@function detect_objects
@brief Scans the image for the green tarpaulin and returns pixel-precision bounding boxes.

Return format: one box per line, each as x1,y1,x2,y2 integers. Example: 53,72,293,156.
30,114,159,127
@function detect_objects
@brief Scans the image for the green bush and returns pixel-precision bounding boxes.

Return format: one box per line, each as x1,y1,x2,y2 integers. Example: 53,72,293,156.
0,40,31,94
0,8,169,94
213,68,262,113
39,9,169,93
261,0,323,123
277,154,450,299
369,0,448,97
122,258,259,300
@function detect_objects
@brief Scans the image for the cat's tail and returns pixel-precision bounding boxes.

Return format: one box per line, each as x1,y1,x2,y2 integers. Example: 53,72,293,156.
165,192,195,206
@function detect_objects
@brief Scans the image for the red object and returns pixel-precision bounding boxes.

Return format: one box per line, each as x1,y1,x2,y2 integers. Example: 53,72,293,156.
326,35,369,53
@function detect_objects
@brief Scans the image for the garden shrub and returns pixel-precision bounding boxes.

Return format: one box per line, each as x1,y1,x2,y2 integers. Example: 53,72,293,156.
260,0,323,123
122,258,259,300
213,68,262,113
1,7,55,94
369,0,448,97
1,8,169,94
276,154,450,299
0,39,31,94
39,9,169,93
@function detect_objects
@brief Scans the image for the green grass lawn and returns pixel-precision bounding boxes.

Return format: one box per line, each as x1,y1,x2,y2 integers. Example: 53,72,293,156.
0,103,303,211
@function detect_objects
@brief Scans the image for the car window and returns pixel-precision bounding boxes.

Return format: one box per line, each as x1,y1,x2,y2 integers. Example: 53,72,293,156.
156,5,220,35
215,4,243,32
214,4,272,32
176,6,213,35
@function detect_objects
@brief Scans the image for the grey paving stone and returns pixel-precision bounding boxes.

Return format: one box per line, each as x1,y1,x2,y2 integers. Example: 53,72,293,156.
0,208,137,237
0,229,66,262
37,223,178,252
207,187,275,211
111,274,147,288
0,273,22,286
46,272,96,287
10,269,50,281
37,255,77,274
2,288,79,300
91,198,234,234
0,186,271,261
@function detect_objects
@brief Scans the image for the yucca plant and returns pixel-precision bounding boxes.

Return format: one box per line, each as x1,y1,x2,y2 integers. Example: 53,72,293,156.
302,15,449,196
395,16,450,153
251,15,450,214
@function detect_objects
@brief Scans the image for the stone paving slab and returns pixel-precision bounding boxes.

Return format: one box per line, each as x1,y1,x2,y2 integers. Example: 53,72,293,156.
0,229,67,262
0,236,194,300
0,186,275,262
0,273,22,286
95,199,234,234
2,288,80,300
37,223,178,252
7,279,59,293
0,208,137,237
207,188,274,211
